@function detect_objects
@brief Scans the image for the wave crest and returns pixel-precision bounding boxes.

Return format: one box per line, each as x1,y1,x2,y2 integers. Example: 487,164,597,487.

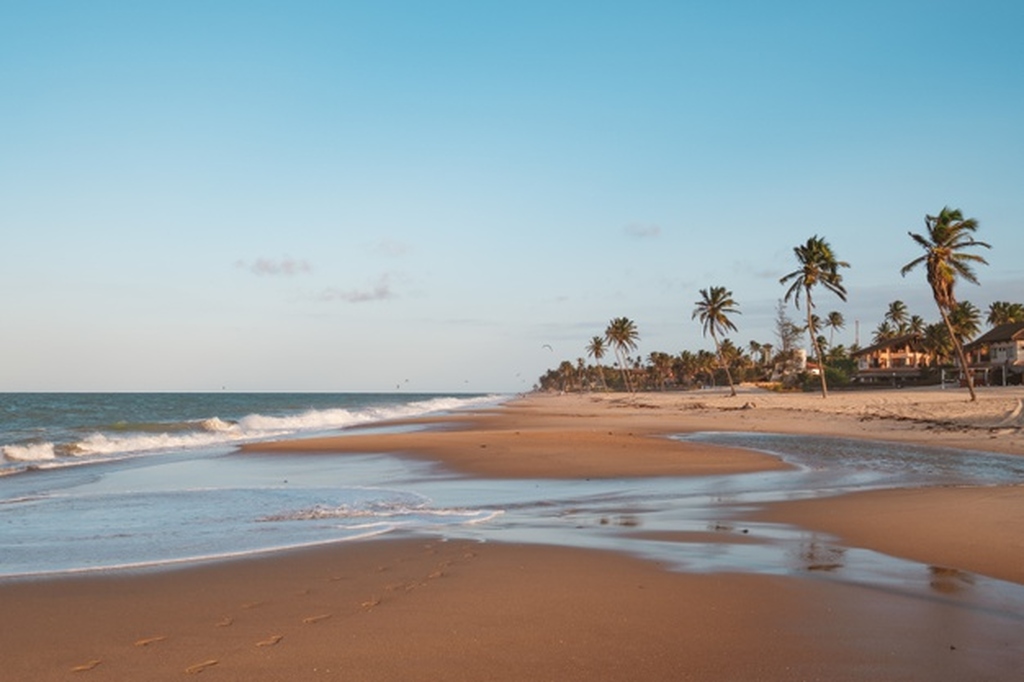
2,442,56,462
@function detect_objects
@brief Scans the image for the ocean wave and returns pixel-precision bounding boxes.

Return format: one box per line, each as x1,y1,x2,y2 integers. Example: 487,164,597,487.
2,442,57,462
0,394,508,471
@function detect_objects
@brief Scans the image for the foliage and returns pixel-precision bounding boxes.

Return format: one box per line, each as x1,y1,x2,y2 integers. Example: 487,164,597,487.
901,207,990,401
692,286,741,397
780,235,849,398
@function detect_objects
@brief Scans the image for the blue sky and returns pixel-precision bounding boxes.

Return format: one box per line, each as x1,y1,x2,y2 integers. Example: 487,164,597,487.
2,1,1022,392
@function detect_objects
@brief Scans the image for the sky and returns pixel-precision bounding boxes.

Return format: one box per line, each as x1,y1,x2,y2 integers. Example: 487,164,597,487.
2,1,1022,392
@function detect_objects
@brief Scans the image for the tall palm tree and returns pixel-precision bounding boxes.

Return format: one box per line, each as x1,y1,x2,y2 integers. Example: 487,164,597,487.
824,311,845,347
604,317,640,393
900,207,990,401
907,314,927,335
586,336,609,391
885,300,910,334
692,286,741,396
780,236,850,398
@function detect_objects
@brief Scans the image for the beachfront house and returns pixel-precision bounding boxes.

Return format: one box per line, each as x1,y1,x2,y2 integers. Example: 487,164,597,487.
964,322,1024,386
851,333,931,385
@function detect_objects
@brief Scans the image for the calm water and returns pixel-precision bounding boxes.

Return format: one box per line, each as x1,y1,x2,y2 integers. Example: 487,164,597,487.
2,393,1024,622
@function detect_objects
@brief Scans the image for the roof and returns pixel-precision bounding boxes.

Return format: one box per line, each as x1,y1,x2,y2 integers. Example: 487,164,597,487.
964,322,1024,351
851,333,925,357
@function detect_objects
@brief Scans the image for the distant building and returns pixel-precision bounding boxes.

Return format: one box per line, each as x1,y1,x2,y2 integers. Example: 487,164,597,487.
851,334,931,384
964,322,1024,385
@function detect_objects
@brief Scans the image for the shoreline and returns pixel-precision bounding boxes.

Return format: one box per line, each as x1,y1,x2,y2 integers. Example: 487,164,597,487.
5,385,1024,679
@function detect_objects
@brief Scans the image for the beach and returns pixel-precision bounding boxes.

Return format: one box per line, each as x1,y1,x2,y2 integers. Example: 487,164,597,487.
3,386,1023,680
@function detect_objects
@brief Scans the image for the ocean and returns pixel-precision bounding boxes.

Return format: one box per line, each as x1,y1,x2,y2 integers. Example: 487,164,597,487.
3,392,1024,610
0,392,506,474
0,392,509,577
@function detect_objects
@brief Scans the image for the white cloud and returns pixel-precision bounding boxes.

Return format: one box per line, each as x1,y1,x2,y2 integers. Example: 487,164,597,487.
624,223,661,239
370,239,412,257
317,275,395,303
237,257,312,276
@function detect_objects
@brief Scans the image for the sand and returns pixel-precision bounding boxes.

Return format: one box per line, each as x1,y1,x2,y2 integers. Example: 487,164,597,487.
4,385,1023,680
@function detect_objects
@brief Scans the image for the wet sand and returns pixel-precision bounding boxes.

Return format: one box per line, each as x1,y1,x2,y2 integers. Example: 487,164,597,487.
4,386,1024,680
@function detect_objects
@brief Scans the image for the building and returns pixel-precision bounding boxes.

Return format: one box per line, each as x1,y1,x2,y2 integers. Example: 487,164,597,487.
964,322,1024,385
851,334,931,384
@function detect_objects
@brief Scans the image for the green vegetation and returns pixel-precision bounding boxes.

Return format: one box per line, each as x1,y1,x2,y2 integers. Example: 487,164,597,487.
537,207,1017,397
692,286,741,397
779,236,849,398
901,207,991,401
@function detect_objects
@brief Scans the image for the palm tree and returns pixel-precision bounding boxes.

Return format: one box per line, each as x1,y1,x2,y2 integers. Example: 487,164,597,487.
676,350,699,387
987,301,1024,326
923,323,954,366
648,352,675,391
885,300,910,334
695,349,719,387
692,286,741,396
824,311,845,347
949,301,982,343
873,320,896,344
586,336,609,391
780,236,850,398
900,207,990,401
604,317,640,393
907,314,927,335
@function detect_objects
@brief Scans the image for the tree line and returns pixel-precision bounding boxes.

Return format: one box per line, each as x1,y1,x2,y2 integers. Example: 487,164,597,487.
537,207,1018,402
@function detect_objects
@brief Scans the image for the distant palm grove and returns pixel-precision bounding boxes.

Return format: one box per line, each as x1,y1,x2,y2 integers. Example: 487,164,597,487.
536,207,1022,402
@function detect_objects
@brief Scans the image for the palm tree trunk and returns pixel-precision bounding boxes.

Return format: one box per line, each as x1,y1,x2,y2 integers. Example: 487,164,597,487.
939,306,977,401
711,330,737,397
805,288,828,398
615,349,633,393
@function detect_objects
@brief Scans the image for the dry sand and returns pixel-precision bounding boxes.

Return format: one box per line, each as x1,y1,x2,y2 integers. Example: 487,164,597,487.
4,385,1023,680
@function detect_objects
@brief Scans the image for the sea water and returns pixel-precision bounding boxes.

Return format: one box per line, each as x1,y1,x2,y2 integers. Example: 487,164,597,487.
3,391,1024,620
0,392,507,576
0,392,505,474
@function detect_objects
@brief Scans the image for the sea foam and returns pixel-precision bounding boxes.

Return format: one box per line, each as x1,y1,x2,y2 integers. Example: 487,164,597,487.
2,394,507,469
2,442,56,462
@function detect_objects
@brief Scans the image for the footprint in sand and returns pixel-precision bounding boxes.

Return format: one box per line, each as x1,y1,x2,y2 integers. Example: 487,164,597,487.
361,596,382,609
185,659,219,674
71,659,102,672
216,616,234,627
256,634,284,647
134,635,167,647
302,613,332,624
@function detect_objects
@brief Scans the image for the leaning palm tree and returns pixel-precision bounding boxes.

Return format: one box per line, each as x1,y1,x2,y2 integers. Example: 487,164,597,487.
586,336,609,391
900,207,990,401
604,317,640,393
780,235,850,398
692,286,741,396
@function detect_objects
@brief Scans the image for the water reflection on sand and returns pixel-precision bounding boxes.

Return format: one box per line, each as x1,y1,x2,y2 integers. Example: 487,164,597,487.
427,432,1024,622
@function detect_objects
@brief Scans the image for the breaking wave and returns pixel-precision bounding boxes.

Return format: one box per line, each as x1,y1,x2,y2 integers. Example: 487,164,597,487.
1,394,507,474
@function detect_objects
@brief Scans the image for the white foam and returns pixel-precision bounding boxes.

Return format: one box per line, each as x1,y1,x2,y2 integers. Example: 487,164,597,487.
8,394,508,465
2,442,56,462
